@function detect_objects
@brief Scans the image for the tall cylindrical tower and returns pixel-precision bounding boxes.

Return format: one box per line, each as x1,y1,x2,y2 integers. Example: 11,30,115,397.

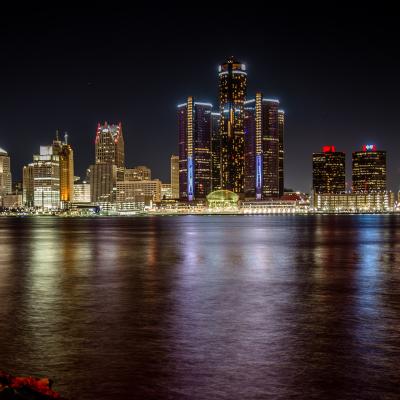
218,57,247,195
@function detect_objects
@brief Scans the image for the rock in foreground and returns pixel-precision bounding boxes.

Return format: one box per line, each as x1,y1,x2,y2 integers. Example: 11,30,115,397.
0,370,62,399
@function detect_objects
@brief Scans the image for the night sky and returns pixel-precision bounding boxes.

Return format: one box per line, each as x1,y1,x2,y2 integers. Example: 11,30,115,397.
1,9,400,192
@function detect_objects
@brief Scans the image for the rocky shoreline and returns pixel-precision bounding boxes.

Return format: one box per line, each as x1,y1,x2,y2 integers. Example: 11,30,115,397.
0,370,62,399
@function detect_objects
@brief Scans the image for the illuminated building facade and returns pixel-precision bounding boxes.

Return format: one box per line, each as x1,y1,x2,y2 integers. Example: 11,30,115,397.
95,122,125,168
170,155,179,199
116,179,162,203
52,133,74,206
178,97,212,200
313,191,394,212
211,111,221,191
91,122,125,203
206,189,239,209
1,193,23,208
161,183,172,199
23,164,34,207
124,166,151,181
219,57,247,195
0,148,12,200
244,94,280,199
73,180,91,203
352,145,386,193
278,110,285,197
242,198,309,214
33,145,60,209
312,146,346,194
90,163,117,203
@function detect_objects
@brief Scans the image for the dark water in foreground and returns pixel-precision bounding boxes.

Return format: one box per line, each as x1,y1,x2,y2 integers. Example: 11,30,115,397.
0,215,400,399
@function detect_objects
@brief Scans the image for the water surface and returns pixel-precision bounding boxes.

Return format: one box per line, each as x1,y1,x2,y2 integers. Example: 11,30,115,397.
0,215,399,399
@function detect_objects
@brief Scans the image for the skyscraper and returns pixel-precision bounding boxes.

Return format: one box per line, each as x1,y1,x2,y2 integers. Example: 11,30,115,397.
244,94,280,199
219,57,247,195
178,97,212,201
211,111,221,191
312,146,346,194
170,155,179,199
23,164,34,207
0,148,12,200
91,122,125,203
24,133,74,210
352,145,386,192
278,110,285,197
95,122,125,169
53,133,74,206
90,163,117,203
32,145,60,209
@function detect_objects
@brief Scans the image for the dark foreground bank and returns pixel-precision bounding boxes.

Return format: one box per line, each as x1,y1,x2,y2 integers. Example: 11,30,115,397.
0,370,62,399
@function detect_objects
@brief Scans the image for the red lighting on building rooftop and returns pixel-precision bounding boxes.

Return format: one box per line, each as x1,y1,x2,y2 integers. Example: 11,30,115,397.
322,145,336,153
362,144,377,152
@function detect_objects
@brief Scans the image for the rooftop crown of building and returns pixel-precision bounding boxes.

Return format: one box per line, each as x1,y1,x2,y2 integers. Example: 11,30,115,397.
218,56,246,73
95,121,123,143
322,145,336,153
227,56,240,64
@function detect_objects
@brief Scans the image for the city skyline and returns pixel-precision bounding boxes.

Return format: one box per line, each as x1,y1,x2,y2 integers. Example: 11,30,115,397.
2,10,400,400
4,57,393,205
0,85,398,196
1,11,400,192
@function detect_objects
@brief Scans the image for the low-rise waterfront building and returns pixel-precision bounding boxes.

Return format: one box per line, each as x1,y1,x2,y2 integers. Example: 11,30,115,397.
242,199,309,214
313,191,394,212
242,192,310,214
206,190,239,210
1,193,23,208
161,183,172,200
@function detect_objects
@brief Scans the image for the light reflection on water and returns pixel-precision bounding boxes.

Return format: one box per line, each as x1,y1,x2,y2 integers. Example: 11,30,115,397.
0,215,400,399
